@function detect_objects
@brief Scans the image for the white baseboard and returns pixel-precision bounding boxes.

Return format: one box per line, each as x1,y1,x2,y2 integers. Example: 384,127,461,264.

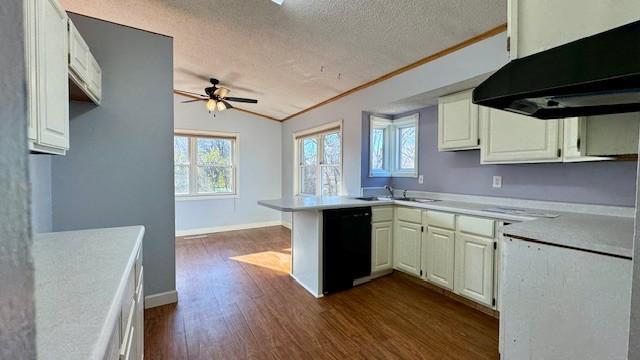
176,220,287,237
282,221,292,229
145,290,178,309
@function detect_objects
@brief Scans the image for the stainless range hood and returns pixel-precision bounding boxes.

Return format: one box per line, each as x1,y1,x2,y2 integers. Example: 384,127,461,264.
473,20,640,119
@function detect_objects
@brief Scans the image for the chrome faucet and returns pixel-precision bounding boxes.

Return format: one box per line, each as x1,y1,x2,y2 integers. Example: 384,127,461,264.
384,185,394,197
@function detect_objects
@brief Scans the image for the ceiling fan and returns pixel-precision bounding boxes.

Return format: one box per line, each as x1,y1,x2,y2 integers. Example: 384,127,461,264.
176,78,258,113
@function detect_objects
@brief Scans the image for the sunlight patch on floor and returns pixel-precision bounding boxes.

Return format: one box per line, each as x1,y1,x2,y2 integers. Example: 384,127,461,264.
230,250,290,273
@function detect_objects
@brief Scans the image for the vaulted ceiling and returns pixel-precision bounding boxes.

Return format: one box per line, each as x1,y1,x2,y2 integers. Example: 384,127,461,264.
60,0,506,120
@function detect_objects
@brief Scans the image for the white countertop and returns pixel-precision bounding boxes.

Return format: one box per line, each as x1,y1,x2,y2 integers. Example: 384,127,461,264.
34,226,144,360
259,195,634,258
258,196,394,211
502,214,634,259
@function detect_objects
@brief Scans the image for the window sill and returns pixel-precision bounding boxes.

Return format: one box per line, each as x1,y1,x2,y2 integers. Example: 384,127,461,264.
390,172,417,178
369,170,391,178
175,194,239,201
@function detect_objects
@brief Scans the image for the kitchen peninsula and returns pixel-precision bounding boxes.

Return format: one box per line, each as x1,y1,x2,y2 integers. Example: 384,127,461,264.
258,194,634,302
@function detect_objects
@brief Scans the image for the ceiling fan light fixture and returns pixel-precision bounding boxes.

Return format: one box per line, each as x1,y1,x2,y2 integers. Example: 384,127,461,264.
216,100,228,111
214,87,230,98
206,99,217,112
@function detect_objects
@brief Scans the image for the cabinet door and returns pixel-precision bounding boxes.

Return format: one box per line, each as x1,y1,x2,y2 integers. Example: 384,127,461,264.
438,89,479,151
508,0,640,59
372,221,393,273
393,221,421,276
25,0,38,142
88,52,102,103
37,0,69,150
426,227,455,290
562,117,611,162
454,232,494,306
480,107,561,164
68,19,90,83
585,112,640,156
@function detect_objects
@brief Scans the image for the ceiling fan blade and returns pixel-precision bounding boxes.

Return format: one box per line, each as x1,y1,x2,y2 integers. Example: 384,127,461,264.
221,100,234,110
214,87,230,98
224,97,258,104
181,99,206,103
175,89,208,98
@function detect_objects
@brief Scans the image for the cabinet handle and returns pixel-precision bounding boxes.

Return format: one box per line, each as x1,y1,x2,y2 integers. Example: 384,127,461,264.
577,137,581,151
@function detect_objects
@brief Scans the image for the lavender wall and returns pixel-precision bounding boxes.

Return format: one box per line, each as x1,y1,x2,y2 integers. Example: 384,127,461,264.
361,106,637,206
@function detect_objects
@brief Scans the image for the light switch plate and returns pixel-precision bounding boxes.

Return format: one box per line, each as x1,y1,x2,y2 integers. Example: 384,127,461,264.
493,176,502,188
418,175,424,184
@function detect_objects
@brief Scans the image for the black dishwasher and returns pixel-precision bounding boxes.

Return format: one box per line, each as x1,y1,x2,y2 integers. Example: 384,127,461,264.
322,207,372,294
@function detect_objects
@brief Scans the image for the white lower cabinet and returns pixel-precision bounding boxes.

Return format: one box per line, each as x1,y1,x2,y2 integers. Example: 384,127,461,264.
454,232,494,306
425,226,455,290
382,206,501,310
103,244,143,360
393,220,422,276
372,221,393,272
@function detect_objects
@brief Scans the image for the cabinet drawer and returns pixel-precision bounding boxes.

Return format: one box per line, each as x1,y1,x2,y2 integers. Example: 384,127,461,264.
457,215,495,238
103,317,121,360
135,267,144,297
372,206,393,222
120,298,135,355
396,207,422,224
425,211,455,230
120,268,135,334
135,246,142,290
120,321,135,360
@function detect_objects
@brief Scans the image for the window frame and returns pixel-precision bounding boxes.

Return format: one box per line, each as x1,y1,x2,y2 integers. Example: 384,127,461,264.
369,116,392,177
174,129,240,200
293,121,343,197
368,113,419,178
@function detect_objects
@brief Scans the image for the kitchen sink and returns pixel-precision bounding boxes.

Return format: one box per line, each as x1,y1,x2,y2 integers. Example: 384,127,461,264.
394,197,440,203
354,196,440,203
354,197,380,201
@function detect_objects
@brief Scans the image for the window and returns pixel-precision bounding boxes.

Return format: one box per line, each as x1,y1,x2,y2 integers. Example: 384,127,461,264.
295,123,342,196
369,113,419,177
174,131,238,197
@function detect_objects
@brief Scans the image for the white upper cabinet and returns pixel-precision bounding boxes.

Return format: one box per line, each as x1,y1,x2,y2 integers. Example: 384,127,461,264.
480,107,562,164
508,0,640,59
438,89,480,151
68,19,90,84
393,220,422,276
26,0,103,155
68,18,102,104
88,52,102,102
562,117,615,162
584,112,640,156
26,0,70,154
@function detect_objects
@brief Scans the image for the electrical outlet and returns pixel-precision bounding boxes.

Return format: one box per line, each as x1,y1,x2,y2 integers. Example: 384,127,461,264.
492,176,502,188
418,175,424,184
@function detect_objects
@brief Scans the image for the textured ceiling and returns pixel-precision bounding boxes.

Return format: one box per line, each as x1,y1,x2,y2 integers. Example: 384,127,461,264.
60,0,506,120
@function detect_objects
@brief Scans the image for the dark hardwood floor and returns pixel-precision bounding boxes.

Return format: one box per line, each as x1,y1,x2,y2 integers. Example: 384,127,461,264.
145,226,499,359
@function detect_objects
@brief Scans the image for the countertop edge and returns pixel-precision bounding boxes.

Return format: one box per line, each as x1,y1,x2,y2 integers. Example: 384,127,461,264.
503,233,633,260
89,226,145,360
